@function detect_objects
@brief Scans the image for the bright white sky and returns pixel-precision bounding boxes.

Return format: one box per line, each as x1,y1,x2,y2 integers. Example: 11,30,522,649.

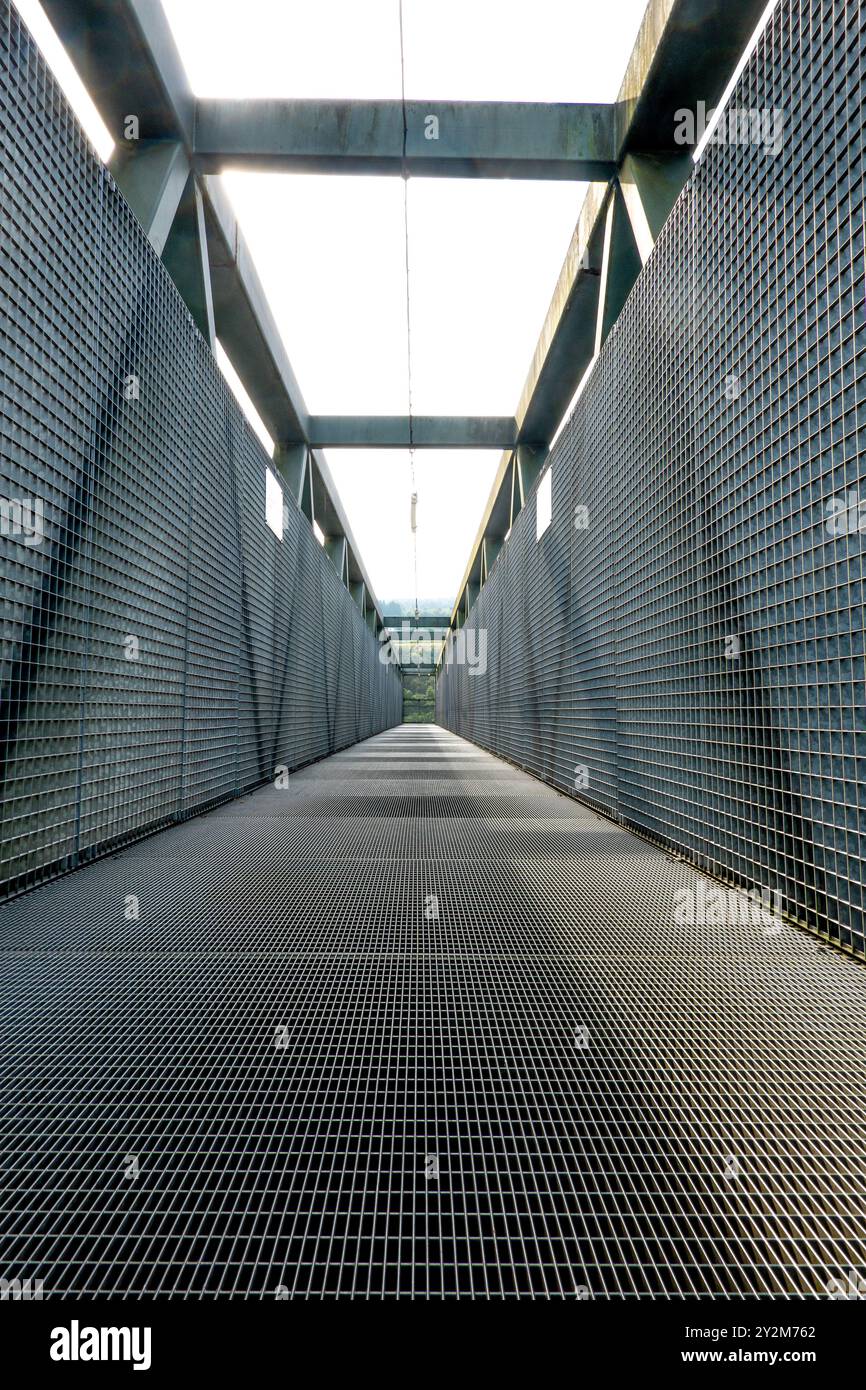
14,0,649,606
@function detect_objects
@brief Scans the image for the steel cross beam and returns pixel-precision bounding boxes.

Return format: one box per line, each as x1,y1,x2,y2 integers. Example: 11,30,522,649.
382,617,453,631
193,99,616,180
307,418,517,450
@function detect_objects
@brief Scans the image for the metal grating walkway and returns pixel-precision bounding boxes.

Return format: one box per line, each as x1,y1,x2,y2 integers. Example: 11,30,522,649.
1,725,865,1299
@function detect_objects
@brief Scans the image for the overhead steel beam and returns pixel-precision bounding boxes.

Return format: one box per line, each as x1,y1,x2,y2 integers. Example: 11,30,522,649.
383,616,452,630
41,0,194,255
201,176,309,446
41,0,388,632
514,180,612,447
537,0,770,435
450,0,772,629
41,0,195,144
200,192,385,624
307,417,516,450
193,99,616,180
309,449,382,613
614,0,772,158
512,0,769,452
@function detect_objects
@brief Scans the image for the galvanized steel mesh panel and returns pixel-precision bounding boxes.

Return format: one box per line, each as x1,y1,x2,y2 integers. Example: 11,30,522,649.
0,1,401,898
438,0,866,957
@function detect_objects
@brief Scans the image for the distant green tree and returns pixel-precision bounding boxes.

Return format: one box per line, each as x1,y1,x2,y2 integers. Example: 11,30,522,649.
401,670,435,723
381,597,454,617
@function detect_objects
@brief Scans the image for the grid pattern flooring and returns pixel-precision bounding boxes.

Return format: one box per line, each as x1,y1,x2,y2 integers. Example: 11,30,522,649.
1,725,865,1299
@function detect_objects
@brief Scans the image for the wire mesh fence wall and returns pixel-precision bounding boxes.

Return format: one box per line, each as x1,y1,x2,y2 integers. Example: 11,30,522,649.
0,1,402,899
438,0,866,957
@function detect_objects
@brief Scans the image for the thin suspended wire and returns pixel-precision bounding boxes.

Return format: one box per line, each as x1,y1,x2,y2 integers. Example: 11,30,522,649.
398,0,419,622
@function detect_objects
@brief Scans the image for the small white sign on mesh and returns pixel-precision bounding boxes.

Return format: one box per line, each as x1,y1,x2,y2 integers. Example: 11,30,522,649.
536,466,552,540
265,466,284,539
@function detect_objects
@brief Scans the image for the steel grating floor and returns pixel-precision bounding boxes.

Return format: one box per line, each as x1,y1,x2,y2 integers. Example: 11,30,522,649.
1,725,865,1300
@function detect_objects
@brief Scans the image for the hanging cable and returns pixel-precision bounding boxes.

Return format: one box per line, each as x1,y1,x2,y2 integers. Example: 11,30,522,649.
398,0,419,623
